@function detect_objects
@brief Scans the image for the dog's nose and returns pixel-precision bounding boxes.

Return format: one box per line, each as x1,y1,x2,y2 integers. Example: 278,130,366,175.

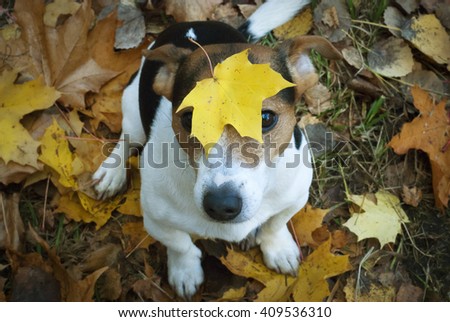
203,184,242,221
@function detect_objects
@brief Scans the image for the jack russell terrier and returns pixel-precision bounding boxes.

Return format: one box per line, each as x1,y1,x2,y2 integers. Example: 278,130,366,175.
93,0,341,298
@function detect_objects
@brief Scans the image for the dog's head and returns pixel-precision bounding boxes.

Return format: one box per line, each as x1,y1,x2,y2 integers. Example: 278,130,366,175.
144,36,341,223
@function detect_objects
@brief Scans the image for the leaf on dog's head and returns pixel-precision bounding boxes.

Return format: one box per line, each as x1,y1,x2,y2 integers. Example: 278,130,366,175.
177,49,295,156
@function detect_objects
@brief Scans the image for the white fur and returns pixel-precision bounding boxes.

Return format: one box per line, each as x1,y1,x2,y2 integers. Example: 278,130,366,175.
139,99,312,297
246,0,311,39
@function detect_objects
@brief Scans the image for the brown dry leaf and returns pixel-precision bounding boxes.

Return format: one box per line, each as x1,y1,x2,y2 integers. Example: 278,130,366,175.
384,6,406,37
388,86,449,209
115,2,145,49
273,8,313,40
395,0,419,13
78,243,121,273
0,193,24,251
14,0,118,109
220,248,295,301
97,268,122,301
29,227,107,301
122,221,155,254
313,0,351,42
402,185,423,207
9,266,61,301
0,160,39,185
342,46,364,69
401,14,450,66
212,3,241,28
0,276,6,301
344,275,396,301
401,70,446,101
88,74,126,133
292,238,352,301
396,283,424,301
368,37,414,77
304,83,333,115
291,204,329,247
165,0,223,22
87,11,149,131
43,0,81,27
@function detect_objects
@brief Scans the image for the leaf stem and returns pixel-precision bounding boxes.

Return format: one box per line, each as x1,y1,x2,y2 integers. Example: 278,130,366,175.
188,37,214,78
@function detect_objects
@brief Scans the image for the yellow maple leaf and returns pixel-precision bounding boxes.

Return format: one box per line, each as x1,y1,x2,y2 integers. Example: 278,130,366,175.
343,191,410,247
177,49,295,155
220,247,295,301
292,238,351,301
39,119,79,189
0,70,60,168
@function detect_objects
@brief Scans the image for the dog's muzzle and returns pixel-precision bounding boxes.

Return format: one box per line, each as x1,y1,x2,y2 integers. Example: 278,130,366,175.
202,183,242,222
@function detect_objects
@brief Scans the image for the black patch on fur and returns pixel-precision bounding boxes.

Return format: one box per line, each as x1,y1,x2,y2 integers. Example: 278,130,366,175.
139,60,164,138
294,125,302,150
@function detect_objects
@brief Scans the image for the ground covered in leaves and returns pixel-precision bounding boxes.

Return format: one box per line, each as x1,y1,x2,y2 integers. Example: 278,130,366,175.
0,0,449,302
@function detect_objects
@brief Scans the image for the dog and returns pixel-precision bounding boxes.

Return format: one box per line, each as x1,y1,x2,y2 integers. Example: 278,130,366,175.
93,0,341,298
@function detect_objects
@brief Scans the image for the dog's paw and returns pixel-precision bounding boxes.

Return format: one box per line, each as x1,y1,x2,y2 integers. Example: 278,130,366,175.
167,247,204,299
259,229,300,276
92,162,127,199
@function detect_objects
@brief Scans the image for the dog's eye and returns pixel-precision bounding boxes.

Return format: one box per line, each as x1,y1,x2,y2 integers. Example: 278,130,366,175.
262,110,278,133
181,111,193,132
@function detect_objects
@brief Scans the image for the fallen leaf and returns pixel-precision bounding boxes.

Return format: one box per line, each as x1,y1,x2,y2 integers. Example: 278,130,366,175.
344,275,396,302
395,0,419,13
14,0,118,109
97,268,122,301
384,6,406,37
78,243,121,273
220,286,247,301
115,2,145,49
388,86,449,209
122,221,155,254
177,49,295,155
396,283,424,301
0,70,60,168
28,227,108,301
343,191,410,247
342,46,364,69
401,70,446,102
56,192,123,229
0,193,24,251
292,238,351,301
43,0,81,27
273,8,313,40
303,83,333,115
39,119,79,189
220,248,295,301
212,3,242,28
9,266,61,301
165,0,222,22
313,0,351,42
291,204,329,247
367,37,414,77
401,14,450,66
402,185,423,207
0,160,39,185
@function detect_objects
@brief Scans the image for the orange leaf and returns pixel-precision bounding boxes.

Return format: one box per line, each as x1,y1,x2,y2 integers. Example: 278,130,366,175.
388,86,449,209
291,204,329,247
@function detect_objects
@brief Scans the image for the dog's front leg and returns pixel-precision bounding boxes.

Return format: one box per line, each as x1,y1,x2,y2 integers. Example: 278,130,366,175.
144,217,203,299
257,199,308,276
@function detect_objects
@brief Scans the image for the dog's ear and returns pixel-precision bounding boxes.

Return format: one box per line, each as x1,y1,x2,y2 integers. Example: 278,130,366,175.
143,45,192,101
279,36,342,100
